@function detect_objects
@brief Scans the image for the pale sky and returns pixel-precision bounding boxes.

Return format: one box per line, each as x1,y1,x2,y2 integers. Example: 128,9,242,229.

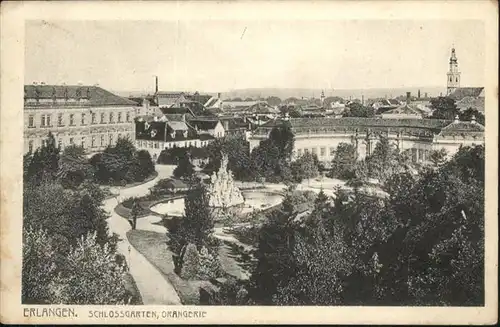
25,20,485,93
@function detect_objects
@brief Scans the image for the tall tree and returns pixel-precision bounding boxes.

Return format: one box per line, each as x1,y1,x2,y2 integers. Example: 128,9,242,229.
173,155,195,180
429,96,458,120
343,102,375,117
25,132,61,185
250,190,298,304
328,142,358,179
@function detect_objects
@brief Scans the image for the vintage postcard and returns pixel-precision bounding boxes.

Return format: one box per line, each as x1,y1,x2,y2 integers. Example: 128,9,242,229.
1,0,498,324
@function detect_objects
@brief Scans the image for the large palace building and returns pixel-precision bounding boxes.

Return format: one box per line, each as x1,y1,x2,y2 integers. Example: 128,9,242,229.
24,84,138,154
249,116,484,166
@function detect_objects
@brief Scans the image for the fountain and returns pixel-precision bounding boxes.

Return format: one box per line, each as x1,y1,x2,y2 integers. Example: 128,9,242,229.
206,154,244,209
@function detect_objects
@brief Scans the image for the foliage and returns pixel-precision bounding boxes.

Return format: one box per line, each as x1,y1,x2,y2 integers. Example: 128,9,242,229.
197,246,224,280
327,142,358,179
180,243,200,280
250,123,295,182
173,155,195,180
90,136,155,185
207,277,252,305
363,136,413,185
205,136,252,180
343,102,375,118
249,190,299,304
428,149,448,168
167,183,216,257
22,228,59,304
459,107,485,125
290,152,319,183
22,229,129,305
250,145,485,306
50,232,128,304
25,132,61,186
266,96,282,107
430,96,458,120
58,145,93,189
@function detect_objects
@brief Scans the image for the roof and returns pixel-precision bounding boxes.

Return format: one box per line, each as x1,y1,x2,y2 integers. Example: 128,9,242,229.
253,117,452,138
159,106,195,119
188,119,221,131
205,97,220,108
184,94,212,105
164,114,185,122
456,96,485,112
156,92,185,97
381,104,423,116
167,121,189,131
448,87,484,100
24,85,138,107
437,119,485,137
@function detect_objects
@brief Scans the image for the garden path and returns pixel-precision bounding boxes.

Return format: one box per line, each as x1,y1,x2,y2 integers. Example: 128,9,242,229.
104,165,182,305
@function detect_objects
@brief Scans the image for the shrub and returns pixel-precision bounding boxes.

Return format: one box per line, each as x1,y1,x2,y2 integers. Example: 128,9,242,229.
197,246,224,280
180,243,200,280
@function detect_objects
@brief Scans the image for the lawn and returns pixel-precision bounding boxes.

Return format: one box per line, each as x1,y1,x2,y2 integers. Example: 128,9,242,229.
126,229,210,305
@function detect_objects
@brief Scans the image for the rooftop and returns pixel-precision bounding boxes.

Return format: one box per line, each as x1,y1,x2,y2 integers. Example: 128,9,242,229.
24,84,138,107
448,87,485,100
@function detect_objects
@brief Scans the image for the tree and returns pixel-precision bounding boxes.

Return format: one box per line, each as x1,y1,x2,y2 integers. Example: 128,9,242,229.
58,145,93,189
180,243,200,280
50,232,128,304
22,228,59,304
62,144,86,158
249,190,299,304
343,102,375,117
290,152,319,183
173,155,195,180
429,96,458,120
25,132,60,185
23,178,110,249
167,183,216,256
266,96,282,107
428,149,448,168
250,123,295,182
205,136,252,180
328,142,357,179
459,107,485,125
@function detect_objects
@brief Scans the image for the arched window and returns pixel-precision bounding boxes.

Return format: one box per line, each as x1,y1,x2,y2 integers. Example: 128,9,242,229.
456,77,458,82
449,77,452,82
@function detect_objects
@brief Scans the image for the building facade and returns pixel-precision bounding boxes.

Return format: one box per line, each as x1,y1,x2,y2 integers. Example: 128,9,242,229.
24,84,137,154
249,117,484,166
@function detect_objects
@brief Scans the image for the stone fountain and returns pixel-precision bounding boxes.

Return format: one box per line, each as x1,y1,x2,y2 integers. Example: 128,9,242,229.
206,154,245,210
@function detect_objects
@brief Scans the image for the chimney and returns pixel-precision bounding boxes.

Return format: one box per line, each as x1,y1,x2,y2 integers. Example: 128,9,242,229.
217,92,221,99
406,92,411,104
155,76,158,94
418,89,421,99
425,92,428,98
361,95,364,106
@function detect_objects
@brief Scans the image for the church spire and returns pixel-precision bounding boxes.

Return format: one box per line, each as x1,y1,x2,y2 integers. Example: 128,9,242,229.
446,46,460,96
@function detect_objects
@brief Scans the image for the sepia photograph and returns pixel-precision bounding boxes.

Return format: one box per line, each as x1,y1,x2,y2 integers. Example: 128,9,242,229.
1,0,498,324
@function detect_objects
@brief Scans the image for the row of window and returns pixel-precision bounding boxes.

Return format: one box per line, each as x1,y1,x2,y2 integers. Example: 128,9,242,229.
28,111,131,128
297,146,335,157
27,133,130,152
136,139,211,150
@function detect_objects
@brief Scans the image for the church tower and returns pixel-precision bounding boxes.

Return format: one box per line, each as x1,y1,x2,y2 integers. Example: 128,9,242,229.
446,47,461,95
320,90,325,107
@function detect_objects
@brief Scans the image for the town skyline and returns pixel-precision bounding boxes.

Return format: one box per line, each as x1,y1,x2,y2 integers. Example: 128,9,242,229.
25,20,485,94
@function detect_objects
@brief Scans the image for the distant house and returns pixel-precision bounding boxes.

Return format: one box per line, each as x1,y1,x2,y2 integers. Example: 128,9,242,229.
135,114,216,159
380,104,424,119
448,87,485,113
188,118,225,138
371,99,401,113
156,92,188,108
